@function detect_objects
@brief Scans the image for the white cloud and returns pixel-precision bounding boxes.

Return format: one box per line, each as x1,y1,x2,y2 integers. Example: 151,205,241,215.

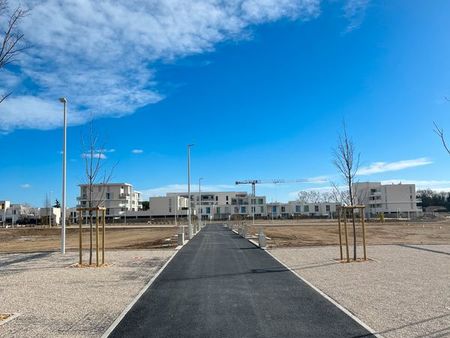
20,183,32,189
380,179,450,192
343,0,370,32
358,158,432,176
139,183,238,199
0,0,362,132
131,149,144,154
81,152,107,159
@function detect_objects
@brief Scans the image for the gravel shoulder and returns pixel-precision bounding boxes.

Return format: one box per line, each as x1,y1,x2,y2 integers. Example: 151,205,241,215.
270,245,450,338
0,249,175,337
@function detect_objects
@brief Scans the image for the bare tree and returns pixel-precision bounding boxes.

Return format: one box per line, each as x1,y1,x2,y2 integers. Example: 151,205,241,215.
333,122,360,260
81,122,116,265
0,0,29,104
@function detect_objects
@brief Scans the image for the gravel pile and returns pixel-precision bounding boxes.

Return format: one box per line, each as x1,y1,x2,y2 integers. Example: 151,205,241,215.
0,249,174,337
270,245,450,338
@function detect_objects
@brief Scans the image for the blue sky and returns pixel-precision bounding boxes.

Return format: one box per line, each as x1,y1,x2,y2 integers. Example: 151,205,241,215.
1,0,450,207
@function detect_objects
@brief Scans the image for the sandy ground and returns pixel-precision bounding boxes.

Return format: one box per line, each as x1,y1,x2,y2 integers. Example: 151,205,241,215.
0,249,175,337
247,219,450,247
270,245,450,338
0,227,179,252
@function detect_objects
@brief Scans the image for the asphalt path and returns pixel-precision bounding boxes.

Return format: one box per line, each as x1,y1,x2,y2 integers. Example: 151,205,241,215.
109,224,374,338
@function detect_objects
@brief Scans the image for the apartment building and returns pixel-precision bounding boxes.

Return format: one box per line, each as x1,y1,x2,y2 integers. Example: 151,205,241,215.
1,202,41,225
267,201,339,218
148,196,189,217
166,192,266,220
353,182,422,217
77,183,141,218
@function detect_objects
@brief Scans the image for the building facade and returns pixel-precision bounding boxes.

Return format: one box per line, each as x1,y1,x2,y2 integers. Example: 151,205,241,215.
77,183,141,218
353,182,422,217
166,191,266,220
267,201,339,218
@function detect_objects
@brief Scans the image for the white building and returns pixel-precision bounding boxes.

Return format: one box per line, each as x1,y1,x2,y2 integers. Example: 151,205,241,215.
353,182,422,217
39,207,61,226
77,183,141,218
166,191,266,220
267,201,339,218
1,202,41,225
149,196,189,217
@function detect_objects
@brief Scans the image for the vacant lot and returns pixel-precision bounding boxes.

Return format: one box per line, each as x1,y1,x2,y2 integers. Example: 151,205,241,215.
247,219,450,247
0,226,179,252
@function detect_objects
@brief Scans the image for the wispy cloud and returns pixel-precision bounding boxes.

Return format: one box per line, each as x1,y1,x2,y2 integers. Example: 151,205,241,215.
358,158,432,175
139,183,238,199
131,149,143,154
381,179,450,192
343,0,370,32
0,0,362,132
81,152,107,159
20,183,32,189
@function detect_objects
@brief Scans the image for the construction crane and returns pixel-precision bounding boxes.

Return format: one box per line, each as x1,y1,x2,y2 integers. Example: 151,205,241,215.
235,179,315,197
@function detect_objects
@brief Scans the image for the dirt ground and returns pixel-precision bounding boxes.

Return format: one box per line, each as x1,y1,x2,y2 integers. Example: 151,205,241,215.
0,226,179,252
248,219,450,247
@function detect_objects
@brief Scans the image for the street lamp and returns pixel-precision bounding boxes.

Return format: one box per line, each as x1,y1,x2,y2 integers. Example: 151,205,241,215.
187,144,194,239
59,97,67,254
198,177,203,231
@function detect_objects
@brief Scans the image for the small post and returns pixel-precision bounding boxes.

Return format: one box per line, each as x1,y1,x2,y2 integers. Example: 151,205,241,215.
337,207,343,261
102,209,105,265
361,207,367,260
95,208,99,267
78,209,82,265
343,208,350,263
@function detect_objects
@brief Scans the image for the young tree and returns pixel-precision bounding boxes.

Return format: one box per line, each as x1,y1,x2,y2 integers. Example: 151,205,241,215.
0,0,29,104
81,122,116,265
53,199,61,208
333,122,360,260
433,121,450,156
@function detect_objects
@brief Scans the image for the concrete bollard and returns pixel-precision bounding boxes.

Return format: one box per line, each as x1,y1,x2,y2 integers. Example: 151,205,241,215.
241,225,247,238
258,231,267,249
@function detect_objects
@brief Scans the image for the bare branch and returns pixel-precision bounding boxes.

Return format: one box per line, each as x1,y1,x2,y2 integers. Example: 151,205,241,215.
433,121,450,155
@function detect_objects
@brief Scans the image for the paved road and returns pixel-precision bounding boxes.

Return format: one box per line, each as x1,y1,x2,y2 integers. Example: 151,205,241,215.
109,224,374,338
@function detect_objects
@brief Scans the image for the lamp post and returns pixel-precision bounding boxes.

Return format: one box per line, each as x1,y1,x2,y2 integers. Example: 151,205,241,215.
59,97,67,254
198,177,203,231
187,144,194,239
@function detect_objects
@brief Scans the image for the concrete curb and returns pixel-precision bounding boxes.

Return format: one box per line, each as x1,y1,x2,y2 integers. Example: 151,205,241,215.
227,226,382,338
101,245,184,337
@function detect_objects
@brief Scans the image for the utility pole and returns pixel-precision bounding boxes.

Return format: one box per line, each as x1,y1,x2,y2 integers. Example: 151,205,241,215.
59,97,67,254
198,177,203,231
187,144,194,239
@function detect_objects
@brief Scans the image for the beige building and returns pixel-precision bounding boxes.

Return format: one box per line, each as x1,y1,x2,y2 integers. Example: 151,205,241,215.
77,183,141,218
353,182,422,217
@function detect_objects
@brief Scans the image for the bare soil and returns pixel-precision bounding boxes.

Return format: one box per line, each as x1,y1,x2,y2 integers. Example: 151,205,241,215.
0,226,178,252
248,219,450,247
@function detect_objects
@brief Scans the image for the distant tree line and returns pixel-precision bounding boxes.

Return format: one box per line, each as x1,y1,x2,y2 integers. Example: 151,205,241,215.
417,189,450,211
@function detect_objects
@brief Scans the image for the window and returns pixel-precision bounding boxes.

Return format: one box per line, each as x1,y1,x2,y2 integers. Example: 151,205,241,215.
326,205,330,212
106,192,110,200
260,206,264,213
281,206,285,212
315,205,319,212
206,207,211,214
215,196,218,201
304,205,309,212
251,207,255,212
234,207,239,213
272,206,277,213
226,195,229,201
217,207,221,214
258,198,264,204
241,206,246,213
295,205,301,213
